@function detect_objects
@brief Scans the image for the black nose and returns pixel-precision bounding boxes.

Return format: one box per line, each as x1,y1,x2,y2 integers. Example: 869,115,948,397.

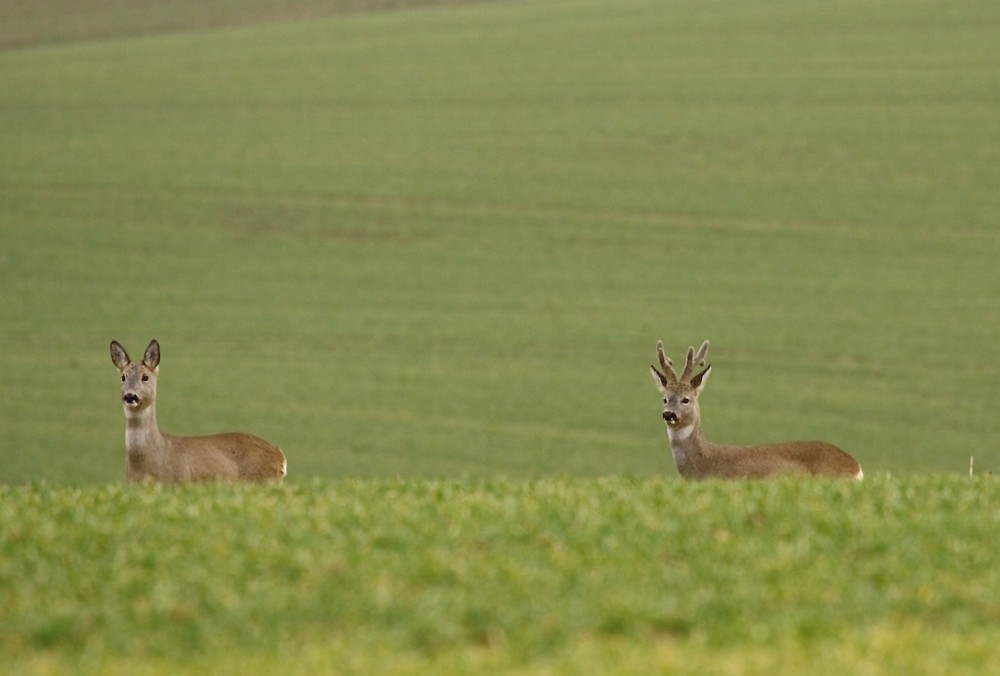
123,393,139,405
663,411,678,423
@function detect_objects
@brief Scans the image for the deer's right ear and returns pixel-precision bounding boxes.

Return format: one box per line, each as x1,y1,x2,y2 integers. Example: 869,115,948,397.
110,341,131,370
650,366,669,391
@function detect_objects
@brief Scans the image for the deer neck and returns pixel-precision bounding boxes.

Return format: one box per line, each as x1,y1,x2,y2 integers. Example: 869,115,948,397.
123,404,167,458
666,419,711,473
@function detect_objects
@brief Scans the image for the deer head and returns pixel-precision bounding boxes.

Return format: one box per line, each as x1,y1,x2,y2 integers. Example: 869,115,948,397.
110,339,160,415
650,340,711,433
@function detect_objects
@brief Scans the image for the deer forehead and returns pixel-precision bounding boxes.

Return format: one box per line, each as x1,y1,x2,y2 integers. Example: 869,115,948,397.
661,383,698,401
122,362,157,383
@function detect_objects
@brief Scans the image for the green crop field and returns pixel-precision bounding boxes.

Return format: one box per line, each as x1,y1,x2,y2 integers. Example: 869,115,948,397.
0,0,1000,484
1,0,998,484
1,0,999,672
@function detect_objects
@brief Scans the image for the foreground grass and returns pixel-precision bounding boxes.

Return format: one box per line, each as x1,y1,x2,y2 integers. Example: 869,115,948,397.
1,476,996,674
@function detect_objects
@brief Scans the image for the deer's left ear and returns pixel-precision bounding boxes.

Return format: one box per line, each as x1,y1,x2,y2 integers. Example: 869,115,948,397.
690,365,711,393
143,339,161,371
650,366,669,392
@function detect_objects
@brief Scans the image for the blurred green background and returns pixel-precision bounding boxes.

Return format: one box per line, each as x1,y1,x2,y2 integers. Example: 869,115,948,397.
1,0,997,484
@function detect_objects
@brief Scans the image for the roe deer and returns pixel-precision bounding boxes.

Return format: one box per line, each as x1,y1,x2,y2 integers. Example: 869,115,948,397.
110,339,287,483
649,340,862,480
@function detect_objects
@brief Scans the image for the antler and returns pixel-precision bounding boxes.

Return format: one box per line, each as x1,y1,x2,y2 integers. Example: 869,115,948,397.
678,340,710,383
653,340,678,385
653,339,711,386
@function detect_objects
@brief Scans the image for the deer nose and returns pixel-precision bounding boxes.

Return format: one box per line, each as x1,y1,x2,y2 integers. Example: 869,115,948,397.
663,411,678,424
123,393,140,405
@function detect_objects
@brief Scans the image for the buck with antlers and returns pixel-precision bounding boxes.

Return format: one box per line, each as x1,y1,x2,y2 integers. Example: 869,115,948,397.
110,339,287,483
650,340,863,479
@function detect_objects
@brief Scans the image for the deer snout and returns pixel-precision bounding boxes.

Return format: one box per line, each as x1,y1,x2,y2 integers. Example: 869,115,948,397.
123,393,141,407
662,410,679,424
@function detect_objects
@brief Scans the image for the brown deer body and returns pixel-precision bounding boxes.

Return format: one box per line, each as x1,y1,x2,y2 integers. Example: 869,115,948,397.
110,340,287,483
650,340,862,480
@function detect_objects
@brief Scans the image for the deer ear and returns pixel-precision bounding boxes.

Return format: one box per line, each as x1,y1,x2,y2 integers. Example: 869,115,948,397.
650,366,669,392
143,339,161,371
690,365,711,393
110,341,131,370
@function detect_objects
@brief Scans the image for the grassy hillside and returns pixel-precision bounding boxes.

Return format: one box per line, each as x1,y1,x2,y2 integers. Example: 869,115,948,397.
1,477,997,674
0,0,494,49
1,0,998,484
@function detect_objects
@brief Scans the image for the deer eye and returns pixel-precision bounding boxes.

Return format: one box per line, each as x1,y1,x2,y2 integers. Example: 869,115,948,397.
141,375,149,382
120,374,125,382
681,397,691,405
663,398,668,404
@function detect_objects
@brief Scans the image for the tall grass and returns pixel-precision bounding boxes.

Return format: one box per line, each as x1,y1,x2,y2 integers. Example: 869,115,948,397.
1,476,997,674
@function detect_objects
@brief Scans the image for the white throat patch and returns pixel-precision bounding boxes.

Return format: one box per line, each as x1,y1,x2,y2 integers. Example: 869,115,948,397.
667,424,694,443
122,405,152,421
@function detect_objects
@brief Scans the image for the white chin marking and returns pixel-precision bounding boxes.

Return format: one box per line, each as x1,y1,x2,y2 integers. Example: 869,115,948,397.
668,424,694,442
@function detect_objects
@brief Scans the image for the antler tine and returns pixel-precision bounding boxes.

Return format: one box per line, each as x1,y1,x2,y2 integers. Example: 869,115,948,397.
679,340,710,383
678,346,695,383
655,340,678,384
692,340,710,368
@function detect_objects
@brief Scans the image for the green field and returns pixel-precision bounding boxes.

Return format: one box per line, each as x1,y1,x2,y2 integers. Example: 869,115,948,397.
1,1,999,672
2,477,997,674
1,0,998,484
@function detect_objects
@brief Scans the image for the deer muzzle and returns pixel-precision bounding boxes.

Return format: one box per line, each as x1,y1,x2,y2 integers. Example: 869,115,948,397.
123,393,141,407
662,411,679,424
